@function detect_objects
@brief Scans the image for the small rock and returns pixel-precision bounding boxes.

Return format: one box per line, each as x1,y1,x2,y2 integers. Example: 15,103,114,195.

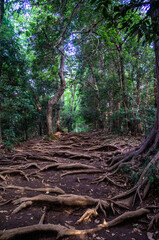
95,219,100,224
147,232,154,240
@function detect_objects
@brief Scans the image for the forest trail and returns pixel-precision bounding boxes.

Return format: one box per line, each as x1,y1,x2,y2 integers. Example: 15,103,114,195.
0,132,158,240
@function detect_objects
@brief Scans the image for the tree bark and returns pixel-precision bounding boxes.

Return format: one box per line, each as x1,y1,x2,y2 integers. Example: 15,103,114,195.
56,107,62,132
89,65,104,129
0,0,4,27
151,0,159,128
0,61,2,144
131,0,159,154
136,56,142,134
0,1,4,144
46,46,66,137
0,105,2,145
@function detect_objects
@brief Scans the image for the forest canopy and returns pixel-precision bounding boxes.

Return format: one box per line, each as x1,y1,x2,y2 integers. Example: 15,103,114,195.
0,0,157,147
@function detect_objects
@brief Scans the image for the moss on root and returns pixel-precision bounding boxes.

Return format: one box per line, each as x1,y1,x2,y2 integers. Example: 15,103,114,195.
49,133,56,140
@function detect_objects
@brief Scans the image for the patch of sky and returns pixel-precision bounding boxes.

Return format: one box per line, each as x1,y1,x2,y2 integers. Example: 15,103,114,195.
66,34,76,57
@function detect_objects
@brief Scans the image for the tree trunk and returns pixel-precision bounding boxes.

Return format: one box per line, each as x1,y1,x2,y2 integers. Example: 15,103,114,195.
24,118,28,140
151,0,159,134
46,46,66,137
56,107,62,132
0,60,2,144
39,120,42,136
0,105,2,145
68,118,73,132
127,0,159,154
135,56,143,134
154,71,158,107
0,0,4,27
0,1,4,144
89,65,104,129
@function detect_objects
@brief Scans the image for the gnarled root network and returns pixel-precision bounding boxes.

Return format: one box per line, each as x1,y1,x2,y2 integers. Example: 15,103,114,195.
0,208,149,240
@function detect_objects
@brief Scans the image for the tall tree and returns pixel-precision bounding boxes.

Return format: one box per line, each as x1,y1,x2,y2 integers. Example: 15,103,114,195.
90,0,159,202
0,0,4,27
28,0,82,138
0,0,4,144
46,46,66,137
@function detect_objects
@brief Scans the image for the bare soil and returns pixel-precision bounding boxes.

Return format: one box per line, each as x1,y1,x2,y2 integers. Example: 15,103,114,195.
0,131,158,240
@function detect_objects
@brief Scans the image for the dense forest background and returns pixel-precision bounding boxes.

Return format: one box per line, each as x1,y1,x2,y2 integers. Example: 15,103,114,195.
0,0,157,148
0,1,159,238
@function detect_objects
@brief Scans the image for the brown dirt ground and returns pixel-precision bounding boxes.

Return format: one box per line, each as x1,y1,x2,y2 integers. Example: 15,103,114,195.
0,131,158,240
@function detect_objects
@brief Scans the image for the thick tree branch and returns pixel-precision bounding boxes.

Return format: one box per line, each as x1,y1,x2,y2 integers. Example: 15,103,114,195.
57,0,83,46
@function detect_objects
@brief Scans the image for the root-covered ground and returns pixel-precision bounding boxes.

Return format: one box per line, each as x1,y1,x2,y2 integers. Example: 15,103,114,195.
0,131,158,240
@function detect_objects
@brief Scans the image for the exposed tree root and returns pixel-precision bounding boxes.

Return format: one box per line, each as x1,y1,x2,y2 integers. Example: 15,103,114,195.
106,208,149,227
86,144,118,152
92,174,125,187
27,154,58,162
108,150,136,171
40,163,96,172
57,163,96,170
0,163,41,171
0,170,29,181
0,208,149,240
109,126,159,173
1,132,158,240
39,206,47,224
148,212,159,230
51,150,101,160
0,199,13,206
12,194,110,214
104,130,159,206
11,152,58,163
111,175,149,205
111,196,134,209
110,153,159,206
76,208,98,224
49,145,73,150
18,163,41,170
39,163,59,171
0,175,6,181
0,184,65,194
12,201,33,214
61,169,103,177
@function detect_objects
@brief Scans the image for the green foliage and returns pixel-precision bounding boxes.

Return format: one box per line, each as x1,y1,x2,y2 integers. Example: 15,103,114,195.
0,0,158,146
49,132,56,140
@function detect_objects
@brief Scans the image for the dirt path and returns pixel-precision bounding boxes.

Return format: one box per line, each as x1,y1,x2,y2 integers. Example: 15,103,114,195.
0,132,158,240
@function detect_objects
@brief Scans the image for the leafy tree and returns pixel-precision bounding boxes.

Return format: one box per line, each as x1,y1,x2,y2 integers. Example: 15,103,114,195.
89,0,159,203
0,3,36,146
26,0,85,138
